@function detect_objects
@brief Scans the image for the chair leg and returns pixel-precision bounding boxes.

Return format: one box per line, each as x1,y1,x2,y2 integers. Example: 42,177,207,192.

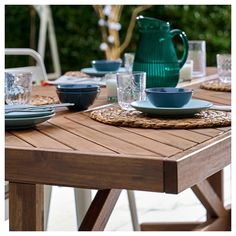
127,190,140,231
44,185,52,231
74,188,92,228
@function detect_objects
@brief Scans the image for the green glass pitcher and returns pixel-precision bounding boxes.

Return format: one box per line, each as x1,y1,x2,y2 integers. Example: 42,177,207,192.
133,16,189,88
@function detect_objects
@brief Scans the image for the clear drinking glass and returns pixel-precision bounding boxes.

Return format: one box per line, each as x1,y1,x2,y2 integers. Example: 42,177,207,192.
217,54,231,83
124,53,135,72
187,40,206,77
5,71,32,104
116,71,146,110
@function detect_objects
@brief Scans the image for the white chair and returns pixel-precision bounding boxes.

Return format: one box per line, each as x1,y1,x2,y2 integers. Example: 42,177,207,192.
5,48,48,85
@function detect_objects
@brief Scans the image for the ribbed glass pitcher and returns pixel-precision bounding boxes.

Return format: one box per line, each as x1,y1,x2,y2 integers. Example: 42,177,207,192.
133,16,189,88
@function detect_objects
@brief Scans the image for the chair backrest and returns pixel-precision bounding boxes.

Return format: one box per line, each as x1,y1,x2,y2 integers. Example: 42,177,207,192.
5,48,48,85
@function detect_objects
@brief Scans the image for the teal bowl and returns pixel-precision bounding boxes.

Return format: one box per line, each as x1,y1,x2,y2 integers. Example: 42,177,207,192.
145,87,193,107
56,89,99,111
91,60,121,72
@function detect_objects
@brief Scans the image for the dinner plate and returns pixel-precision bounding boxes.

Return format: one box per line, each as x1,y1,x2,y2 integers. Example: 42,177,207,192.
131,99,213,117
5,113,55,130
81,67,126,77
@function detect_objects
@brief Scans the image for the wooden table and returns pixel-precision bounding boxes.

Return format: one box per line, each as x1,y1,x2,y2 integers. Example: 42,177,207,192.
5,68,231,231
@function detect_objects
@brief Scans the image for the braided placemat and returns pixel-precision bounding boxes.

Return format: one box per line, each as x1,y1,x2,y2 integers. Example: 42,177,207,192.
90,107,231,129
200,79,231,92
30,95,60,105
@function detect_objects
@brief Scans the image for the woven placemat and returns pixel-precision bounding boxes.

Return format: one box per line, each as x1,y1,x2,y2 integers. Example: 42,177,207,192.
200,80,231,92
30,95,60,105
90,107,231,129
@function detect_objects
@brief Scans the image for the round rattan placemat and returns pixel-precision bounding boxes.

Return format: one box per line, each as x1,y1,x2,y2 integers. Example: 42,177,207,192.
200,80,231,92
90,107,231,129
30,95,60,105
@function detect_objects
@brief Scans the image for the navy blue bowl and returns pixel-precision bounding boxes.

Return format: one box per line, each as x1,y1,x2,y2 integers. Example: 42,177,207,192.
91,60,121,72
56,84,100,92
145,87,193,107
56,90,99,111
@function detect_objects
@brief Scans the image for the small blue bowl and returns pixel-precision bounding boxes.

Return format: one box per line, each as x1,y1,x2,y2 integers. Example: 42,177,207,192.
56,89,99,111
145,87,193,107
91,60,121,72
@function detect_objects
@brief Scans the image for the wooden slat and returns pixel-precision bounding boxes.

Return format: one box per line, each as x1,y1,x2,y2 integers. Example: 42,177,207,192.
9,182,44,231
10,128,71,150
190,128,225,137
67,113,181,156
217,127,231,132
123,128,197,150
49,116,156,156
140,222,200,231
36,122,114,154
5,132,33,147
164,132,231,193
191,180,227,217
164,130,210,143
79,189,121,231
6,147,164,192
193,92,230,105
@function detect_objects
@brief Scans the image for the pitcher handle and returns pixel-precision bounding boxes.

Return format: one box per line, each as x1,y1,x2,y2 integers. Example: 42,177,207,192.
170,29,189,69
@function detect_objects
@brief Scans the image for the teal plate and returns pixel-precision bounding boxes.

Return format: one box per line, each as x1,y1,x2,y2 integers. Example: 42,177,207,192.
5,109,55,119
131,99,213,117
81,67,126,77
5,113,55,130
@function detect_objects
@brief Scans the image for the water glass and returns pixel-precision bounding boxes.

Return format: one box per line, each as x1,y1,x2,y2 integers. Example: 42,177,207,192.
5,71,32,104
217,54,231,83
124,53,135,72
116,71,146,110
187,40,206,77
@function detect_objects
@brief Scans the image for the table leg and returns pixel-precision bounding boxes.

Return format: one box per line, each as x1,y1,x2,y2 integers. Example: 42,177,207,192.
79,189,121,231
140,170,231,231
207,170,224,220
191,176,231,231
9,182,44,231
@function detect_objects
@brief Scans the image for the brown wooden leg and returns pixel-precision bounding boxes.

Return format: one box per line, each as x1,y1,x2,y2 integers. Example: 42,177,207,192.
191,177,231,231
207,170,224,220
79,189,121,231
191,179,227,218
9,182,44,231
207,170,224,200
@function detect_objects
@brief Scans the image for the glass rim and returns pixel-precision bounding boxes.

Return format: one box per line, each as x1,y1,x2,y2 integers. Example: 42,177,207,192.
188,40,206,43
216,53,231,57
5,71,33,76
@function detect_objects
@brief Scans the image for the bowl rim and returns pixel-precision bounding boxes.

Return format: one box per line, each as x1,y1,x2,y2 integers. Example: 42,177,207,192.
56,90,100,95
145,87,193,94
91,59,121,64
56,84,100,91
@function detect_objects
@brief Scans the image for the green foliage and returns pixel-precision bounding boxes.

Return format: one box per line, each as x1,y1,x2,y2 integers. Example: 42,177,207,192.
5,5,231,74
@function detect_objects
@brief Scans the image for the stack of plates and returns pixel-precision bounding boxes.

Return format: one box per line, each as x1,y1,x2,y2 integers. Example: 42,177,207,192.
5,104,55,130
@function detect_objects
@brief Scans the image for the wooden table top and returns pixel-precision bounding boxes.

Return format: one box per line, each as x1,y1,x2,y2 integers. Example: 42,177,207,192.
5,68,231,194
